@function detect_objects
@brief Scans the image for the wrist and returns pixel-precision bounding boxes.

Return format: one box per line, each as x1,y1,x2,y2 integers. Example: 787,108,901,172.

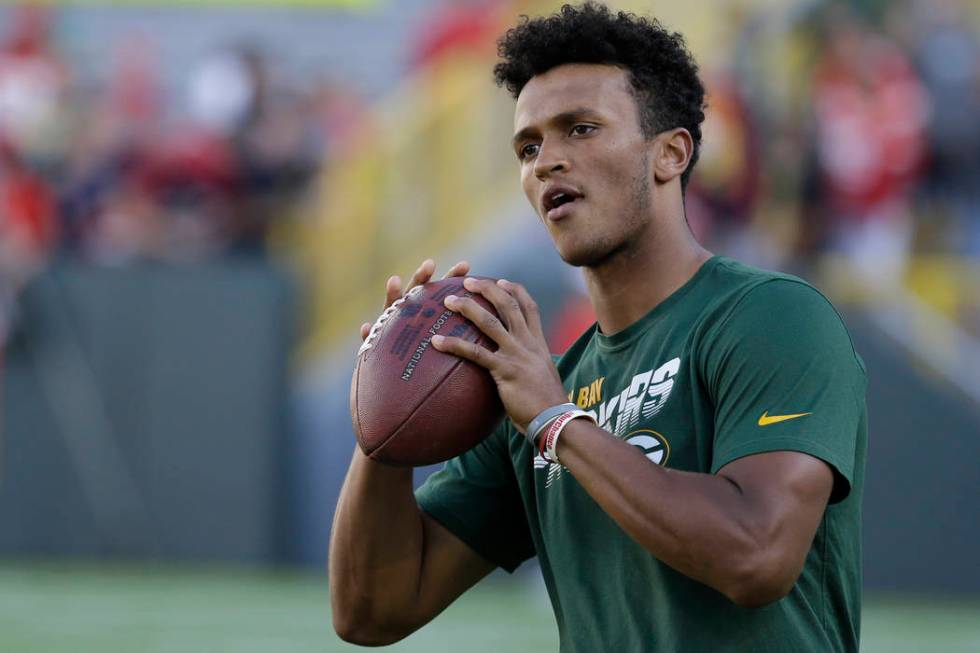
539,409,596,464
526,404,597,464
526,402,578,447
544,415,596,466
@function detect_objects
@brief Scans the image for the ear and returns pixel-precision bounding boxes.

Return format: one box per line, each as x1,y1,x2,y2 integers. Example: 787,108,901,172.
652,128,693,185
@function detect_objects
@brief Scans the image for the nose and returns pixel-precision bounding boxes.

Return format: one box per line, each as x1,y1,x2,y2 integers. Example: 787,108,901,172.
533,140,569,181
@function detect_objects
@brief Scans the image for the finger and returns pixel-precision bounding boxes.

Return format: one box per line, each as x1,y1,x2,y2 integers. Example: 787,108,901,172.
431,334,496,370
360,322,371,341
444,293,513,346
441,260,470,280
384,275,402,309
407,259,436,291
498,279,544,338
462,277,527,338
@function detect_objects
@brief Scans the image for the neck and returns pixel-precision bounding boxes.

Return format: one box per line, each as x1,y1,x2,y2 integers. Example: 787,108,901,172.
583,209,712,336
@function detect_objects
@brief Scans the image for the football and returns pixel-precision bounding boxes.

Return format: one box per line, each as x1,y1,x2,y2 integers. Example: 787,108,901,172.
350,277,504,466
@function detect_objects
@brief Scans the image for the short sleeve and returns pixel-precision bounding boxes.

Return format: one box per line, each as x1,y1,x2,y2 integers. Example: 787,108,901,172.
415,423,535,572
702,280,866,503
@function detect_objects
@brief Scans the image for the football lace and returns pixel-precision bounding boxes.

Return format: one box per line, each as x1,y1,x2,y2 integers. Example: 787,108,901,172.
357,295,408,357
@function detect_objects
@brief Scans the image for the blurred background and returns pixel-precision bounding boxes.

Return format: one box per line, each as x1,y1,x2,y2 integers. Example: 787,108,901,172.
1,0,978,651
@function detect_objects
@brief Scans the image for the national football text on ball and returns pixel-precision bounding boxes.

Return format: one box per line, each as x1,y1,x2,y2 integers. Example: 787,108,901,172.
401,309,454,382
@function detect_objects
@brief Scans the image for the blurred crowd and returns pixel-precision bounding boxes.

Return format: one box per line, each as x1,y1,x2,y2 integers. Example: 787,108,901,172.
1,1,979,347
0,4,368,343
687,0,980,288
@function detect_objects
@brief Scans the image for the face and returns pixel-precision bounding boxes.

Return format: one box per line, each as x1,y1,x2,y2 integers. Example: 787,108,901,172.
512,64,655,268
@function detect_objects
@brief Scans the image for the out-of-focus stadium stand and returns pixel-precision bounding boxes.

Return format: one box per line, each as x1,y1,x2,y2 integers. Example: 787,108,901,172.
1,0,978,649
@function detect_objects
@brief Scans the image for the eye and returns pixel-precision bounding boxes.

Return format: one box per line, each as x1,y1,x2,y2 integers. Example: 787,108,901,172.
570,124,596,136
518,142,540,160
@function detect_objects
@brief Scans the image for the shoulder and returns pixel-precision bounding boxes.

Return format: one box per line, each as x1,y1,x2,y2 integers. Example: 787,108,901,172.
698,259,865,375
686,258,817,333
699,258,840,329
707,257,828,307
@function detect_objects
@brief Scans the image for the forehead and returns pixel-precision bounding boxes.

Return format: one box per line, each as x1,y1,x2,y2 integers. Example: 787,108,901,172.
513,63,637,132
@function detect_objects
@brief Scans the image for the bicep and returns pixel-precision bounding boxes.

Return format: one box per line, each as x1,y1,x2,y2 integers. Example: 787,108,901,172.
717,451,834,573
413,510,496,625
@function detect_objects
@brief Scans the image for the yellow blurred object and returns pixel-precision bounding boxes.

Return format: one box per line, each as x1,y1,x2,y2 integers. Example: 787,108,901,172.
906,256,980,318
287,50,518,361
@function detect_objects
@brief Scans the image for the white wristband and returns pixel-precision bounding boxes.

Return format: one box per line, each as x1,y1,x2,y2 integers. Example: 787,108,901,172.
538,409,596,464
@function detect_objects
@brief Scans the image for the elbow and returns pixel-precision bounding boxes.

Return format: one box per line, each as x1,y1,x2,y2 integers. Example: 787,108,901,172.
333,623,390,647
332,611,412,647
722,552,801,609
333,615,408,646
332,617,370,646
331,612,372,646
329,575,417,645
331,609,376,646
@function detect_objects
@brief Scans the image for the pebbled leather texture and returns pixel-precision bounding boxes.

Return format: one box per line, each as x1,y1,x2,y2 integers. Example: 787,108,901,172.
350,277,504,466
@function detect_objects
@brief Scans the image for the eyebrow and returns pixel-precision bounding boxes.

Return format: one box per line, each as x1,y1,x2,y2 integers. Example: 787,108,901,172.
511,108,602,147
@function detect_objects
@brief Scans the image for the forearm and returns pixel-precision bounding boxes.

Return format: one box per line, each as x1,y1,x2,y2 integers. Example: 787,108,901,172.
329,448,424,642
556,421,790,605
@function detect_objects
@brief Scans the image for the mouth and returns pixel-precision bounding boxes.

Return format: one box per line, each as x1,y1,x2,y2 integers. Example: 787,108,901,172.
541,186,584,221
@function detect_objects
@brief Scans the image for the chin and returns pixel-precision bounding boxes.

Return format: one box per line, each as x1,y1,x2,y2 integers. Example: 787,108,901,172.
556,240,618,268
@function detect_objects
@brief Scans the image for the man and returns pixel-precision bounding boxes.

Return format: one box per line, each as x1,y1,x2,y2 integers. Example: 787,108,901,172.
330,3,867,651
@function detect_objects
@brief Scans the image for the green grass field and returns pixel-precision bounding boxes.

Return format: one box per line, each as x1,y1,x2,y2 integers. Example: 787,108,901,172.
1,563,977,652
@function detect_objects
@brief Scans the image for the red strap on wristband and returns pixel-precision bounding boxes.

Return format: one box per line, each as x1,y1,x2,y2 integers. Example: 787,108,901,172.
538,409,596,464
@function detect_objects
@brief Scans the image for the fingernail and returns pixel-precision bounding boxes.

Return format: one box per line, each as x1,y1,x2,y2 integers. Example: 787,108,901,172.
431,335,445,345
498,278,510,286
445,295,458,306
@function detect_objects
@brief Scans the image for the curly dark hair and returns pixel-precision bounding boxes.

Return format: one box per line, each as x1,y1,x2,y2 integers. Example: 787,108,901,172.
494,2,706,190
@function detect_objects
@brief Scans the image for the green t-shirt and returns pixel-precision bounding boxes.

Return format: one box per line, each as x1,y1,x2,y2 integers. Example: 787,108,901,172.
416,256,867,652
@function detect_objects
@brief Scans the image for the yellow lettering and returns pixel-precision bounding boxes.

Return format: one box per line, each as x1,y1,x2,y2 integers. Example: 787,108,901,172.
577,387,589,408
567,390,574,403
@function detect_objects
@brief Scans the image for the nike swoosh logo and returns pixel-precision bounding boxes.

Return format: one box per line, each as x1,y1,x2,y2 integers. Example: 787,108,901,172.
758,411,812,426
